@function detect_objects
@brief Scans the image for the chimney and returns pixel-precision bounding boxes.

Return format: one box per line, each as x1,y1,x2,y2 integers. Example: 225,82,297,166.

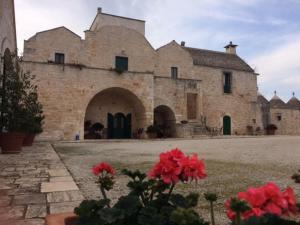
97,7,102,14
224,41,238,54
181,41,186,47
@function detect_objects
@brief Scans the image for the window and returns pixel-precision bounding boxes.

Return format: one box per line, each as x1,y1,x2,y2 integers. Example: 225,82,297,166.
55,53,65,64
187,93,198,120
223,72,232,93
115,56,128,72
171,67,178,79
277,115,282,121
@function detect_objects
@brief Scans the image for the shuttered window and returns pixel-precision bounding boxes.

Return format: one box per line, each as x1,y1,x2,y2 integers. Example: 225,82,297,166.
115,56,128,72
171,67,178,79
55,53,65,64
223,72,232,93
187,93,198,120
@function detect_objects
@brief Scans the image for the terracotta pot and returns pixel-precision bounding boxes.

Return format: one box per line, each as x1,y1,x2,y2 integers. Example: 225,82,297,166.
46,212,78,225
1,132,25,154
0,132,3,147
23,133,36,146
147,132,157,139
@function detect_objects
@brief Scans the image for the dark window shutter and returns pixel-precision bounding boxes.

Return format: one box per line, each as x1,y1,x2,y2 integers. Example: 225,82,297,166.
115,56,128,72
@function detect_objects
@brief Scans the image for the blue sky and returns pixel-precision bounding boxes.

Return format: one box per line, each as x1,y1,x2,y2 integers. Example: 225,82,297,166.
14,0,300,101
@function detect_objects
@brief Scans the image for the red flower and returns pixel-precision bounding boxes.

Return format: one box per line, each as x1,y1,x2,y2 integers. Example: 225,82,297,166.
149,148,206,184
226,183,298,221
149,148,185,184
181,154,206,182
92,162,115,176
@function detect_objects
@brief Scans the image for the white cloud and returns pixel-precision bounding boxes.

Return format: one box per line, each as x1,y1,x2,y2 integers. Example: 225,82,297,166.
251,35,300,100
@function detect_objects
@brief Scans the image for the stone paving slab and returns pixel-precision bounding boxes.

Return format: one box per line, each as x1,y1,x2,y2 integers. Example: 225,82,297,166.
41,181,78,193
0,143,85,225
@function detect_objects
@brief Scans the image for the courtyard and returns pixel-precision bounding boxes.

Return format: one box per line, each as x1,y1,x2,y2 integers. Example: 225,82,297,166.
54,136,300,224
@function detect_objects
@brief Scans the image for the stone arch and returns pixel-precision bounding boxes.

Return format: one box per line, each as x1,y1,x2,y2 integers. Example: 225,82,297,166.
154,105,176,138
84,87,146,139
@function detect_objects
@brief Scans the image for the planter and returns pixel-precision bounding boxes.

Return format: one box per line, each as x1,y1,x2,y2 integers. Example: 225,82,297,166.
147,132,157,139
1,132,25,154
266,129,276,135
46,212,78,225
0,132,3,147
23,133,36,146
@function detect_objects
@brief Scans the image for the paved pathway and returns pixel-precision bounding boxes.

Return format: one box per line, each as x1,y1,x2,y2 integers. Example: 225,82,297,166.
0,143,84,225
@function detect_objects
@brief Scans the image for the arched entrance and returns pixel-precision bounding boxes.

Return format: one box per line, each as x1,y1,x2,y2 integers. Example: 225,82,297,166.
154,105,176,138
84,87,146,139
223,116,231,135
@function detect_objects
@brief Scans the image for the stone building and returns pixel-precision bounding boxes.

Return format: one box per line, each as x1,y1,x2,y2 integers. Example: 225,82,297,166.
257,92,300,135
0,0,17,73
20,8,262,141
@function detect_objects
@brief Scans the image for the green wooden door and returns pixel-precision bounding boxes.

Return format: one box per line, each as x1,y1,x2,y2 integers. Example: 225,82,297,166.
107,113,114,139
114,113,126,139
223,116,231,135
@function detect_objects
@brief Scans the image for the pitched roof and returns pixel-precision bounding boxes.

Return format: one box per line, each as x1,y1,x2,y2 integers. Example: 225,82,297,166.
182,47,254,72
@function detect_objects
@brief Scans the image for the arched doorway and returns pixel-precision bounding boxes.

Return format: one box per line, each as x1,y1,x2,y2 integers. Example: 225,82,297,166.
223,116,231,135
84,87,145,139
154,105,176,138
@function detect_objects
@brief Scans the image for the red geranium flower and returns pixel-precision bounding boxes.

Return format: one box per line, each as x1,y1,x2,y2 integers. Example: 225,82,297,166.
226,182,298,221
181,154,206,182
149,148,206,184
92,162,115,176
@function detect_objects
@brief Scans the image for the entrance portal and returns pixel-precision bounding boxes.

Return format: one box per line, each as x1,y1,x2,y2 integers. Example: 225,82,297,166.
107,113,131,139
223,116,231,135
84,87,146,139
154,105,176,138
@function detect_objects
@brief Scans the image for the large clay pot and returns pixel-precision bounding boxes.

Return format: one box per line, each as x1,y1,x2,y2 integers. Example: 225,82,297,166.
1,132,25,154
46,212,78,225
0,132,3,147
23,133,36,146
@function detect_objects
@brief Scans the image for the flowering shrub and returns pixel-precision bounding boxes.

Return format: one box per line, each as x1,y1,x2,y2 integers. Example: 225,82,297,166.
74,149,299,225
226,182,299,225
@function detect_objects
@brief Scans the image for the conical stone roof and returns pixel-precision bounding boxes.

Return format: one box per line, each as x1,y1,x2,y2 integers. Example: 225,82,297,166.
287,96,300,109
270,94,286,108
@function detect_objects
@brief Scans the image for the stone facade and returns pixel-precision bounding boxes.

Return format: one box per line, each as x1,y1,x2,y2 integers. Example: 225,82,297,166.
0,0,17,73
257,93,300,135
21,9,262,140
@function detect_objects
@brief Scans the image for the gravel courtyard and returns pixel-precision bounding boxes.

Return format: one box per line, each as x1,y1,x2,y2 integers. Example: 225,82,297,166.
54,136,300,224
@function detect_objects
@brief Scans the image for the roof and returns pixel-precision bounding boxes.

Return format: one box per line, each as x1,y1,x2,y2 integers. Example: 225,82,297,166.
26,26,81,41
270,95,286,108
287,96,300,109
183,47,254,72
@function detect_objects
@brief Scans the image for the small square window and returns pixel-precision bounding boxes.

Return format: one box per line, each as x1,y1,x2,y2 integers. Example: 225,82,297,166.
54,53,65,64
277,115,282,121
171,67,178,79
115,56,128,72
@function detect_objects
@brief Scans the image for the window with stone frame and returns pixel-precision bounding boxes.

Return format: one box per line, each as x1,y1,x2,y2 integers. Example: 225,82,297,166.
54,53,65,64
223,72,232,93
171,67,178,79
187,93,198,120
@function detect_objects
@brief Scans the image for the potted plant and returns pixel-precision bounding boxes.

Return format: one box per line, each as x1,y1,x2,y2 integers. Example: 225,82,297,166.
146,124,158,139
0,50,27,153
266,124,277,135
21,73,44,146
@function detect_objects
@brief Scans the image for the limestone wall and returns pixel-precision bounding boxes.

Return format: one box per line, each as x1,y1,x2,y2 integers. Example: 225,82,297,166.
90,10,145,35
270,108,300,135
23,27,82,64
21,62,154,141
0,0,17,71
